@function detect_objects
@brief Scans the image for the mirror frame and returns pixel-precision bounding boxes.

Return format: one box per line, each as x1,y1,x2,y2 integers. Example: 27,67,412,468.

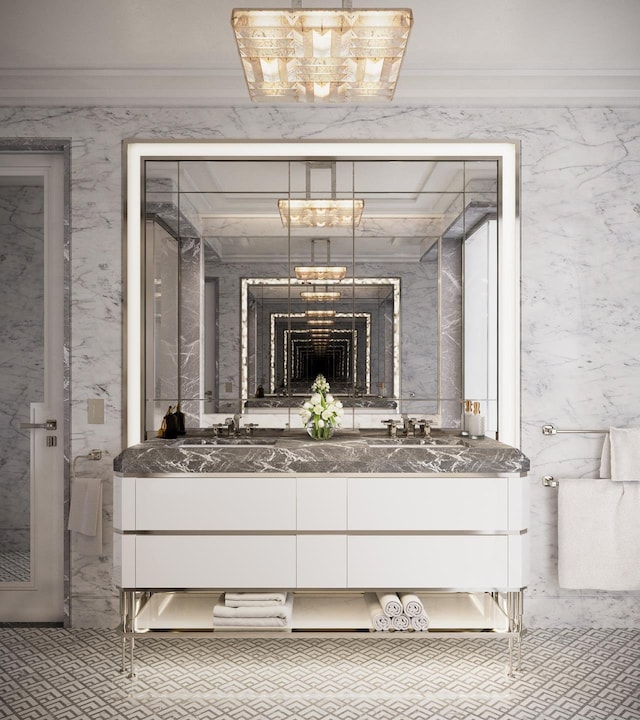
241,276,401,403
124,140,520,448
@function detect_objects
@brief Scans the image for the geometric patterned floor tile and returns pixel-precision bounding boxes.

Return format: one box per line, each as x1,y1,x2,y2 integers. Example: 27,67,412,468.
0,628,638,720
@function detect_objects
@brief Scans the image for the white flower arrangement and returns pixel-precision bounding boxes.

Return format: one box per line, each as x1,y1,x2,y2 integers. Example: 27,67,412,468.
299,374,344,440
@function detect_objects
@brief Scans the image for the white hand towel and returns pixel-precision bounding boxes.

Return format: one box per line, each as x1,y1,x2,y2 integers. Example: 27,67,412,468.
609,427,640,481
599,434,611,478
410,613,430,632
391,613,410,631
558,478,640,590
68,476,102,556
224,592,287,607
399,592,424,618
376,592,402,617
364,593,392,631
215,593,292,619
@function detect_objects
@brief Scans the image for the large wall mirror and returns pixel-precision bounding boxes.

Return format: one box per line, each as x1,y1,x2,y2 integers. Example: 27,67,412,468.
125,141,520,447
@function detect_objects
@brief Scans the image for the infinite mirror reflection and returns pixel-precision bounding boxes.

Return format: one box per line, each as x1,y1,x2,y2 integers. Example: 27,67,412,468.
143,157,498,437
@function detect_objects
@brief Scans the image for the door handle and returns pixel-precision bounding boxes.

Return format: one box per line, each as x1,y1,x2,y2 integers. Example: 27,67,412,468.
20,419,57,431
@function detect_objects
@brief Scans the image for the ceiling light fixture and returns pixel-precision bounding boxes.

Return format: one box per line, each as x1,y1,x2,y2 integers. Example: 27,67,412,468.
279,161,364,228
300,290,341,302
306,309,336,318
295,237,347,281
231,3,413,104
307,319,334,326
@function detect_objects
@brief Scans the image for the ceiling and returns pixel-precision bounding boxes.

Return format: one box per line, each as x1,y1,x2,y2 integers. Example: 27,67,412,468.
1,0,639,106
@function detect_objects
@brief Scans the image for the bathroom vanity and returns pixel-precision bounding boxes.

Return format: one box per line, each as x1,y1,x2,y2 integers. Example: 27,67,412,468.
113,429,529,677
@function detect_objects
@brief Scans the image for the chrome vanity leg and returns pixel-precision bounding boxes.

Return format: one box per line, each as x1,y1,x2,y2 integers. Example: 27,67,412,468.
119,590,137,678
506,591,523,677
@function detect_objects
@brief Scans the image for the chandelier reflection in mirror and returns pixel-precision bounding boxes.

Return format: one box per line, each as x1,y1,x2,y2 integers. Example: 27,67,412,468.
279,161,364,228
231,3,413,103
295,238,347,281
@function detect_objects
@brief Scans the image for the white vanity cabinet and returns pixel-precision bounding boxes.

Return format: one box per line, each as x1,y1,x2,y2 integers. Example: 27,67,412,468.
114,470,527,676
114,472,527,592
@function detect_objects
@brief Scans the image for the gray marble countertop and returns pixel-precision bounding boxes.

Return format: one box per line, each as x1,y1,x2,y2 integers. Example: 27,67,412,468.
113,429,530,476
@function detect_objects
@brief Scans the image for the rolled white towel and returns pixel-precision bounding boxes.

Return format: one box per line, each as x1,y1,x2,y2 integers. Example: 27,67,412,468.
410,613,430,631
399,592,424,618
364,593,392,631
391,613,410,631
376,592,402,617
225,592,287,607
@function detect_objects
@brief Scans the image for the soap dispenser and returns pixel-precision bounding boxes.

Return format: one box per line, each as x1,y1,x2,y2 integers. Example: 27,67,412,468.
462,400,473,435
467,401,485,438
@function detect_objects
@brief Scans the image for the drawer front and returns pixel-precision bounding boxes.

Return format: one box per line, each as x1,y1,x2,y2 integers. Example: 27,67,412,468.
297,535,347,588
297,477,347,530
135,476,296,531
347,535,510,589
135,535,296,588
347,476,508,531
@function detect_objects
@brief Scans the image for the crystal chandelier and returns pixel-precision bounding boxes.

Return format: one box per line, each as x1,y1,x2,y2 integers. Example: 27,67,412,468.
295,238,347,281
231,3,413,103
279,161,364,228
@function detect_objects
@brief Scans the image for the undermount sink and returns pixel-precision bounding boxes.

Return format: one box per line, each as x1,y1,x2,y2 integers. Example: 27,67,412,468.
365,436,468,448
173,437,278,447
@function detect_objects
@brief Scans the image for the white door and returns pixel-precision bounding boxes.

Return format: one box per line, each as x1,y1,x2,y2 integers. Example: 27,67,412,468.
0,153,65,621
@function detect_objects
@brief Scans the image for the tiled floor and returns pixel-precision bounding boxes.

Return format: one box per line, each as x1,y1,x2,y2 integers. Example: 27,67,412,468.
0,628,638,719
0,551,30,583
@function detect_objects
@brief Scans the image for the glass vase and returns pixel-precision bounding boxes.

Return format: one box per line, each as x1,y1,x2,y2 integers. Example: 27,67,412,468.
306,420,335,441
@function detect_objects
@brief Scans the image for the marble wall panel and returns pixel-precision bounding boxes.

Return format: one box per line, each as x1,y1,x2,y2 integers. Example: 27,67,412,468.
1,104,638,628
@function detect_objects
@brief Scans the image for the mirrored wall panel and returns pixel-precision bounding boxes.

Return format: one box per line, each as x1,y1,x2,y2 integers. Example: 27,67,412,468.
140,152,503,438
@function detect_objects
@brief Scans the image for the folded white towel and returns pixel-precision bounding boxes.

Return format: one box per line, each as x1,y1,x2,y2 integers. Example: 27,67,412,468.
609,427,640,481
68,476,102,556
600,434,611,478
213,594,294,628
224,592,288,607
410,613,430,632
399,593,424,618
391,613,410,631
364,593,392,631
376,592,402,617
558,478,640,590
215,593,292,619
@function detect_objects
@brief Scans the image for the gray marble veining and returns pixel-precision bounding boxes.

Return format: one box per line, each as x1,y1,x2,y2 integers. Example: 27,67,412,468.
114,432,529,476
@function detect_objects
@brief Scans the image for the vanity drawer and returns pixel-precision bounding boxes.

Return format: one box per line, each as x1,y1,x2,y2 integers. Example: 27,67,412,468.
135,476,296,531
347,535,510,589
347,476,508,531
297,476,347,530
134,535,296,588
297,535,347,587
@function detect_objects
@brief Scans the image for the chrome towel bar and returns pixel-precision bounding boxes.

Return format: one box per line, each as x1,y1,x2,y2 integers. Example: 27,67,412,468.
542,424,608,436
542,475,559,488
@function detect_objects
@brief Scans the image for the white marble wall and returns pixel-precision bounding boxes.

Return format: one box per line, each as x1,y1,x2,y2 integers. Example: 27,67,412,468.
1,104,638,628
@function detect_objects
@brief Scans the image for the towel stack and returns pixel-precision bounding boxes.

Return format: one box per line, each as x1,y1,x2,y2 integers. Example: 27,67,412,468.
365,592,429,632
213,592,293,629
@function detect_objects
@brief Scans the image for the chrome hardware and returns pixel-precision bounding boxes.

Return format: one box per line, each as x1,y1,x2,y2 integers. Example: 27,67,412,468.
417,419,432,437
20,419,57,431
542,475,559,488
542,423,608,435
243,422,259,436
381,419,398,437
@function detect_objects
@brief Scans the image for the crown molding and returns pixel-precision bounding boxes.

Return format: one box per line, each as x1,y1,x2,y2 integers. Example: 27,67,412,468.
0,67,639,107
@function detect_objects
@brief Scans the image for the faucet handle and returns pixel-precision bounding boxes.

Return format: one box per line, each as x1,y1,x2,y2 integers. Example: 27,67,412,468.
381,418,399,437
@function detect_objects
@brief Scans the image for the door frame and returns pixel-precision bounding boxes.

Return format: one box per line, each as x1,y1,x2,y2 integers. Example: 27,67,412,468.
0,139,71,626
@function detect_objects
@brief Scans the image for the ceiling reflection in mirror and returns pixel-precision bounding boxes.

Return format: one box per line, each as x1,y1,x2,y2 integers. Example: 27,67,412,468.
143,155,499,436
